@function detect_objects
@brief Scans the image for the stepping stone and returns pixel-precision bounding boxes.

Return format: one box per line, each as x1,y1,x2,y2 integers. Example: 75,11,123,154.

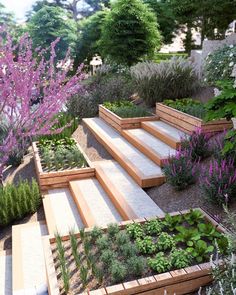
83,118,165,187
95,160,164,219
43,188,84,236
142,120,187,149
12,222,48,295
69,178,123,228
122,128,176,166
0,251,12,295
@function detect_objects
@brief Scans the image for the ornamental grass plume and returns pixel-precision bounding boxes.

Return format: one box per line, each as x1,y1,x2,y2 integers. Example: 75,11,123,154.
200,158,236,205
163,148,200,191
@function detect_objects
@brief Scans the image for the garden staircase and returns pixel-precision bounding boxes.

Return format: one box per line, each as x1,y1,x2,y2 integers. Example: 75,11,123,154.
83,117,187,187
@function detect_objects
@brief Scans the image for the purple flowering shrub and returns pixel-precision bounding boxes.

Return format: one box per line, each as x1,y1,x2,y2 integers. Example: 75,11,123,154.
200,159,236,205
163,149,199,191
181,128,212,161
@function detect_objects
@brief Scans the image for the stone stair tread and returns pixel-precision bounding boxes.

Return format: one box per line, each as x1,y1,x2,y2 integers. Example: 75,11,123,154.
69,178,123,227
12,222,48,295
143,120,187,142
95,160,164,219
44,188,84,236
83,118,164,187
122,128,176,159
0,251,12,295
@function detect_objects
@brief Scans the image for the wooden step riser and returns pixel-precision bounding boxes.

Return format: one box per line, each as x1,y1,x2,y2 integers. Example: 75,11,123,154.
69,182,96,228
121,130,166,167
95,166,138,220
141,122,180,150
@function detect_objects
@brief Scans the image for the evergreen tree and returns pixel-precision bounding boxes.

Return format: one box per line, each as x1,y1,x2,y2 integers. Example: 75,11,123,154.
99,0,161,66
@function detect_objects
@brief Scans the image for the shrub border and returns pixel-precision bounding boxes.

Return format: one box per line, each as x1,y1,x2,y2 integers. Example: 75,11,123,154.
156,103,232,134
99,105,157,132
43,208,226,295
32,141,95,191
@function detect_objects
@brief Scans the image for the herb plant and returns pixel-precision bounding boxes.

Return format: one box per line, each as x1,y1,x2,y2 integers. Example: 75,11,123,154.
127,223,144,239
136,236,156,254
187,240,214,263
144,219,163,235
156,232,175,251
170,249,192,269
110,261,127,283
148,252,171,273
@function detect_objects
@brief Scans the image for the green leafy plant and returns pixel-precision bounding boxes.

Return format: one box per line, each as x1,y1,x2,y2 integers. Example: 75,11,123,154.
92,264,104,285
187,240,214,263
115,231,131,247
126,223,144,239
163,213,184,231
136,236,156,254
90,226,103,242
144,219,163,235
110,260,127,283
184,209,204,225
197,223,221,240
175,226,201,247
170,249,192,269
119,243,138,259
96,235,110,251
156,232,175,251
148,252,171,273
80,264,89,288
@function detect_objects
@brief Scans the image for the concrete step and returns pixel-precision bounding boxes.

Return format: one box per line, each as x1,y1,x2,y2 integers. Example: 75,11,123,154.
95,160,164,219
69,178,123,228
122,128,176,166
142,120,187,149
43,188,84,236
83,118,165,187
12,222,48,295
0,251,12,295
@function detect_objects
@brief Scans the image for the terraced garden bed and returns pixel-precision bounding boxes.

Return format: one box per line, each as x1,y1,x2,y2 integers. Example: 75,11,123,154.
44,209,227,295
156,101,232,134
32,138,95,191
99,101,157,132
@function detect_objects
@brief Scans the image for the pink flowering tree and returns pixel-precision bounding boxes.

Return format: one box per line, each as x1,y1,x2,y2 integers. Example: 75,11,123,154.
0,31,84,182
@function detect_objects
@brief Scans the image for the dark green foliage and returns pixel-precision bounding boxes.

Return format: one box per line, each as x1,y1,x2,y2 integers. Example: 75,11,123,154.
175,226,201,247
148,252,171,273
156,232,175,251
100,249,117,266
90,226,103,242
92,264,104,284
107,223,120,239
170,249,192,269
154,53,188,61
28,6,77,60
163,213,184,231
103,100,151,118
99,0,161,66
69,231,81,268
126,223,144,239
127,256,146,276
80,264,89,288
76,10,107,64
110,260,127,283
144,219,163,235
0,179,41,227
184,209,204,225
96,235,110,251
119,243,138,259
136,236,156,254
115,231,131,247
197,223,221,240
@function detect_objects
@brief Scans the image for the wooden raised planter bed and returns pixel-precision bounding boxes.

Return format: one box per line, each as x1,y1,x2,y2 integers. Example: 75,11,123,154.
99,105,157,132
156,103,233,134
32,141,95,191
43,208,226,295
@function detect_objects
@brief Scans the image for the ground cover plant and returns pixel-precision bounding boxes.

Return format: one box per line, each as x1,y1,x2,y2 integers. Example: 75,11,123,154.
52,210,227,294
103,100,151,118
0,178,41,227
163,98,206,119
37,138,88,172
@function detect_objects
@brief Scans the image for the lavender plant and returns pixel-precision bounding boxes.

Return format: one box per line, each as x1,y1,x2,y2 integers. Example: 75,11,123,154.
163,149,199,190
200,159,236,205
